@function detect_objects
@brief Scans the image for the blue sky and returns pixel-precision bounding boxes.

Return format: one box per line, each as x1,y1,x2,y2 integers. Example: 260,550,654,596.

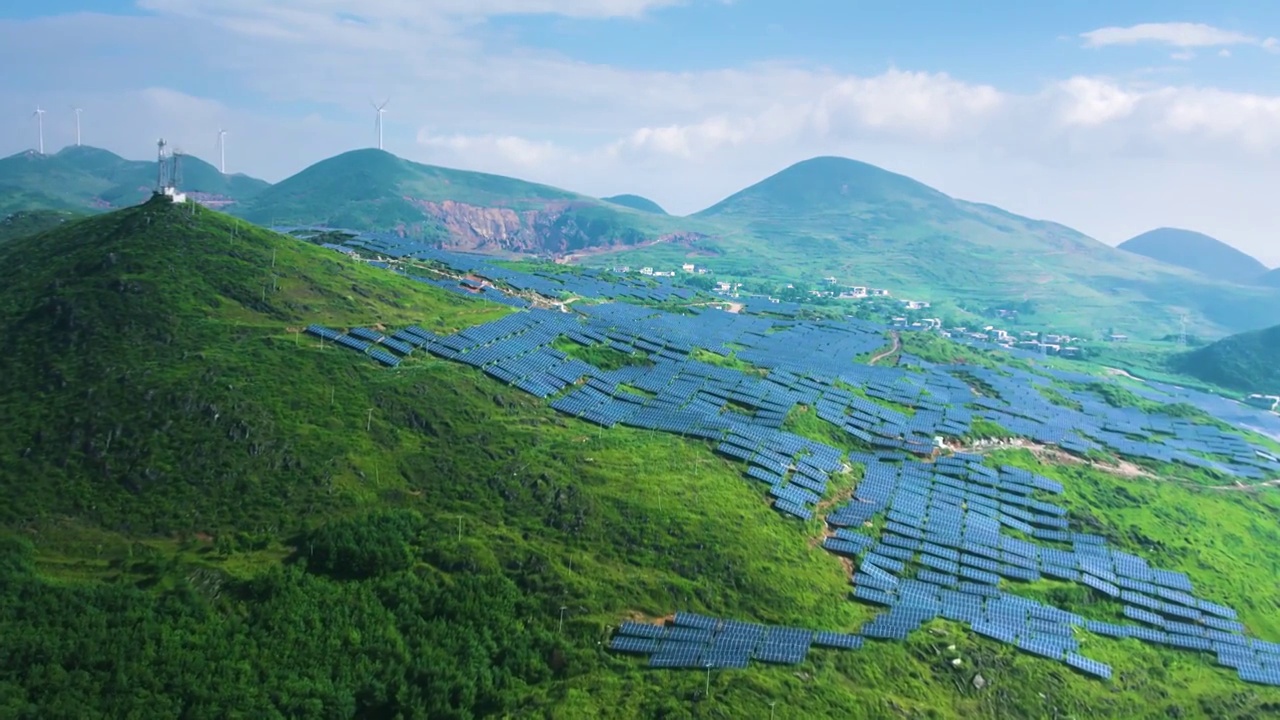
2,1,1280,264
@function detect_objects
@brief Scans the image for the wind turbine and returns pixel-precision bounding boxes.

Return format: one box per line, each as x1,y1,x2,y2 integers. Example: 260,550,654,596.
371,98,389,150
73,107,83,146
32,106,46,154
216,128,228,174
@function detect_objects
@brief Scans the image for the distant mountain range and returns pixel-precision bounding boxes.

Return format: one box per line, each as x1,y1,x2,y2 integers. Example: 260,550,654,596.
1118,228,1270,285
3,145,1280,338
0,145,268,214
1258,268,1280,288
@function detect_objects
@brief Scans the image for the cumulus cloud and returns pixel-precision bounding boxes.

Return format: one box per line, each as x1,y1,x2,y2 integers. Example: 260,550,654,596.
1080,22,1259,49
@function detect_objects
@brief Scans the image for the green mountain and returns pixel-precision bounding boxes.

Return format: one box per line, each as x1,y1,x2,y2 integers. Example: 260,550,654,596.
0,145,269,214
8,148,1280,339
3,199,1280,717
0,208,84,244
602,193,667,214
1118,228,1269,284
1171,324,1280,394
235,149,701,256
582,156,1280,338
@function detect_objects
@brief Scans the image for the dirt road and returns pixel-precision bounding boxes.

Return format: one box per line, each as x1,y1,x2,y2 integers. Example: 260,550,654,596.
868,332,901,366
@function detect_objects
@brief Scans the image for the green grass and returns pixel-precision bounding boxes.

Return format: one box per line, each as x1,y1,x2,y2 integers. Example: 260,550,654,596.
233,149,701,250
4,200,1280,717
1172,324,1280,395
898,331,1025,371
0,145,268,214
990,449,1280,636
554,338,652,372
577,158,1280,339
0,208,85,244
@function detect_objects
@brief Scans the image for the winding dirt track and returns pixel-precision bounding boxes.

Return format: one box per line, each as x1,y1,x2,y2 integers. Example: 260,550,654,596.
868,331,901,366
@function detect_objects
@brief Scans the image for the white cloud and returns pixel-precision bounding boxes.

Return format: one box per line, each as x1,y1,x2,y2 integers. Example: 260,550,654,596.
1052,77,1141,127
418,131,563,168
2,5,1280,264
1081,22,1260,49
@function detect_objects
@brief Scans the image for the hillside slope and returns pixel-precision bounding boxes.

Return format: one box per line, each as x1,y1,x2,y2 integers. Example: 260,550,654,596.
586,156,1280,337
235,149,703,255
0,208,84,244
1259,268,1280,288
602,193,668,214
1118,228,1269,284
0,145,269,214
2,200,1280,717
1171,324,1280,394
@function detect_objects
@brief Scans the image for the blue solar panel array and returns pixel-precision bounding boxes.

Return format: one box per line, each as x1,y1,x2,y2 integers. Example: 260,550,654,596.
295,228,1280,686
818,452,1280,686
607,613,859,669
285,225,703,306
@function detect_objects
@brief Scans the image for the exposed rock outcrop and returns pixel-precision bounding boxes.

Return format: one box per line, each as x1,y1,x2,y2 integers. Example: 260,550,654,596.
403,197,708,258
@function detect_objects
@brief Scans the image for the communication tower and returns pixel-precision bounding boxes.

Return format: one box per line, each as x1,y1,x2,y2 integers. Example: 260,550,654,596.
153,138,186,203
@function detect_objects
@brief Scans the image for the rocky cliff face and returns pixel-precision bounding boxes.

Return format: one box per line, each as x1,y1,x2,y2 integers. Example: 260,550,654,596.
405,197,705,257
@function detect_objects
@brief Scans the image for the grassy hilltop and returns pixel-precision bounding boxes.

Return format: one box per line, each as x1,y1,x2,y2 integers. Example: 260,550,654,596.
1118,228,1270,285
232,149,698,255
1171,324,1280,395
2,200,1280,718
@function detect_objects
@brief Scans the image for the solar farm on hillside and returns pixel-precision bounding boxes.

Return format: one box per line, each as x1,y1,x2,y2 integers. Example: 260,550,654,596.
297,228,1280,688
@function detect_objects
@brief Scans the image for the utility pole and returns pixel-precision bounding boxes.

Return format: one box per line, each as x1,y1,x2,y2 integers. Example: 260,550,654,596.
366,407,374,431
559,606,568,634
769,701,777,719
704,663,712,699
457,516,462,540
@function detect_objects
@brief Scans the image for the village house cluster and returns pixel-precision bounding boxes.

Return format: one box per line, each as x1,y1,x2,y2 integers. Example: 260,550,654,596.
938,325,1085,358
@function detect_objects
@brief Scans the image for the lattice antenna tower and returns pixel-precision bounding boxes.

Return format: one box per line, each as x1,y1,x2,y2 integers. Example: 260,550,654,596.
155,138,171,191
172,146,184,189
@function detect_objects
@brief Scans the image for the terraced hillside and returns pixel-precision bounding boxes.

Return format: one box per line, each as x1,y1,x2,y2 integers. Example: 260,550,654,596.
4,201,1280,718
